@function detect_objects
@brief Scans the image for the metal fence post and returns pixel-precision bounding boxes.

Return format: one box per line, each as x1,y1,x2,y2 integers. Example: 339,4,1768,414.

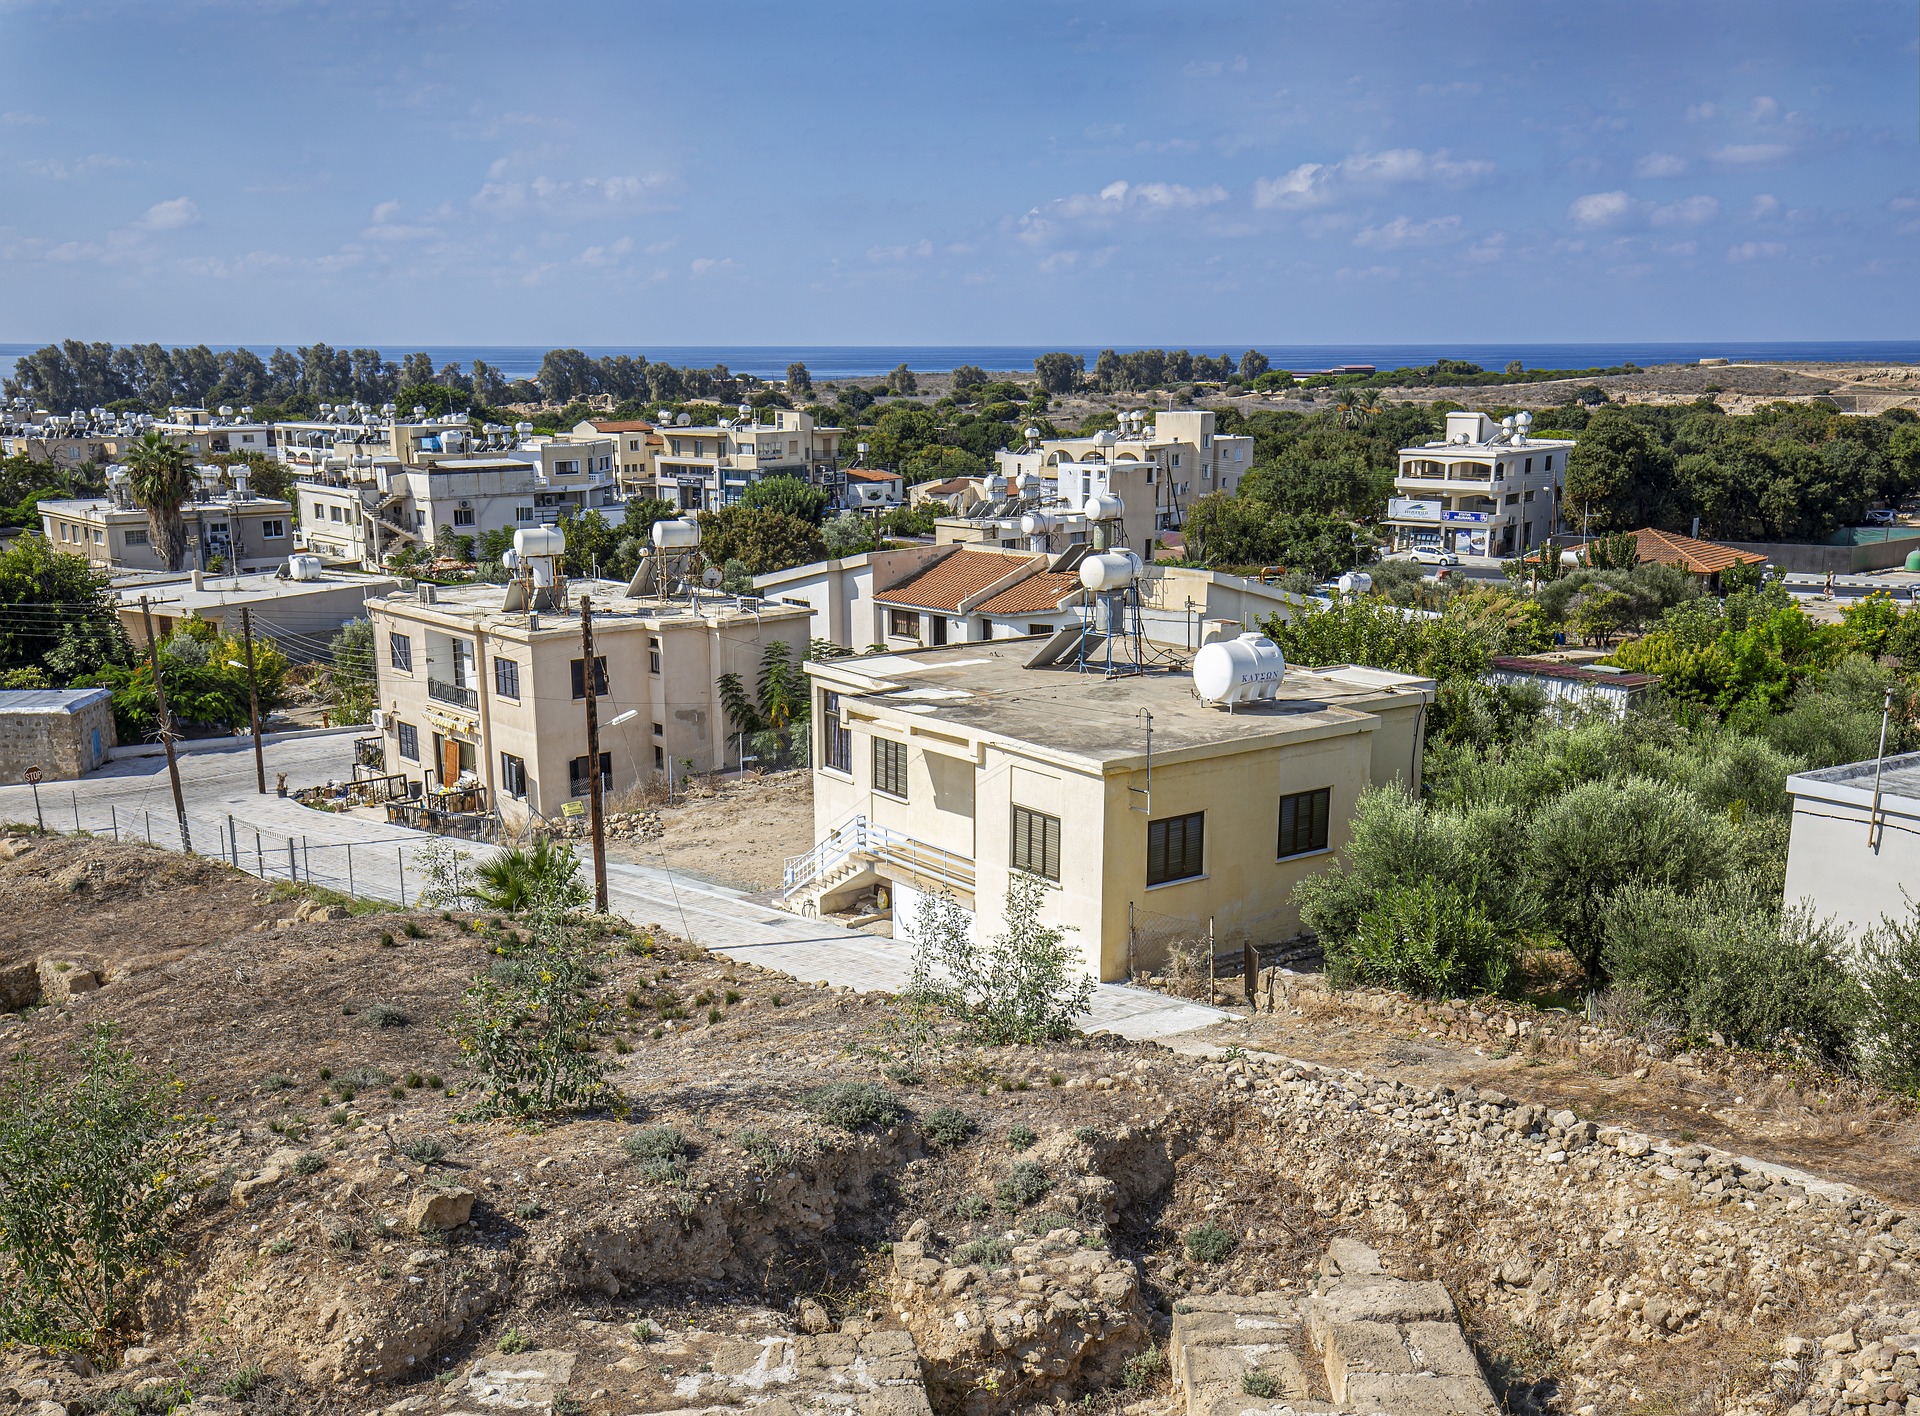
109,804,118,841
254,829,262,876
72,792,80,832
302,837,310,884
145,811,152,844
346,842,354,897
288,837,297,882
397,848,407,907
228,815,238,868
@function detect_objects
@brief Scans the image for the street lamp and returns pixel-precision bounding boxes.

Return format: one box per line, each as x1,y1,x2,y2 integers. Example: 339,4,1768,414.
605,709,638,729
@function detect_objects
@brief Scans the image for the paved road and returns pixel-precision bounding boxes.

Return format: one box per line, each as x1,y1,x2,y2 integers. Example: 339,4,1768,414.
0,729,1227,1043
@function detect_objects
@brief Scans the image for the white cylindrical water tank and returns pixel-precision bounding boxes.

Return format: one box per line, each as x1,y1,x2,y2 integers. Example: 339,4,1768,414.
1015,472,1041,497
287,554,323,581
1192,633,1286,706
514,525,567,561
1081,491,1124,522
650,517,700,551
1019,510,1059,537
1335,570,1373,596
1078,549,1142,593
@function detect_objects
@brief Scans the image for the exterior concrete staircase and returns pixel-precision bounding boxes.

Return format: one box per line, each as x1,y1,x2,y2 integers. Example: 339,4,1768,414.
781,814,973,917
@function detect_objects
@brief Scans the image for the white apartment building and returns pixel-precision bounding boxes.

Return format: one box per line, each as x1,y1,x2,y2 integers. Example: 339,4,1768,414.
1385,410,1575,560
652,408,844,511
995,408,1254,555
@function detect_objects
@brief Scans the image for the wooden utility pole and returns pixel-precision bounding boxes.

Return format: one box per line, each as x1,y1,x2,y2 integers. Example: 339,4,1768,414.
240,605,265,794
139,595,192,853
580,594,608,912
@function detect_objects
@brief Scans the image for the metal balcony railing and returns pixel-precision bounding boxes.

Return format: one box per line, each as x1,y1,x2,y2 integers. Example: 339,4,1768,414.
427,678,478,709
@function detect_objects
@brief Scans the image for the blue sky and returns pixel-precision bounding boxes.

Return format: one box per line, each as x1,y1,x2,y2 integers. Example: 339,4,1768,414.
0,0,1914,345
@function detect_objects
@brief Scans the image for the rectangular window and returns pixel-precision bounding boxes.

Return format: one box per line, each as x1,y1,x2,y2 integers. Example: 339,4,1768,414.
1524,457,1534,475
1147,811,1204,886
494,656,520,699
389,633,413,671
124,529,148,545
654,744,665,770
452,506,475,526
1012,806,1062,882
648,636,661,674
1544,454,1554,472
397,722,419,761
823,691,852,774
500,752,527,799
1277,788,1331,860
568,752,612,797
570,655,609,699
260,519,286,538
887,608,920,640
92,528,104,543
328,505,343,521
555,459,580,475
873,737,907,798
515,505,535,523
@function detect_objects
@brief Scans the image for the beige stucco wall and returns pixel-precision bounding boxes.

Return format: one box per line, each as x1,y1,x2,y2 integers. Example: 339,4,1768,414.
1782,798,1920,938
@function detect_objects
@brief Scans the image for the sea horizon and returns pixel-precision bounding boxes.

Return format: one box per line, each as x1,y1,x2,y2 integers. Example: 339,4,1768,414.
5,339,1919,390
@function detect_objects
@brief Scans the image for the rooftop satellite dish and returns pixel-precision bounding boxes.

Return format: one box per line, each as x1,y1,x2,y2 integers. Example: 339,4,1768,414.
737,403,752,417
702,566,724,588
675,412,691,426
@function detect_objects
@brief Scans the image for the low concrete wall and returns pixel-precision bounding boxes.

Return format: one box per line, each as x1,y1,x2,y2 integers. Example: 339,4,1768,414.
106,724,361,761
1723,537,1917,574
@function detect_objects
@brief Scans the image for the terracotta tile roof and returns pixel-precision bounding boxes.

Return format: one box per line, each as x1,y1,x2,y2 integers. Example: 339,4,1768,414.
914,477,975,496
581,419,655,433
1489,655,1660,689
876,550,1043,612
845,467,899,482
973,570,1084,616
1617,528,1769,575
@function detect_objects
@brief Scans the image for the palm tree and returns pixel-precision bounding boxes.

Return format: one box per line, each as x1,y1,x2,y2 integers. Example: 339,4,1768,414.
122,431,195,570
1334,388,1380,431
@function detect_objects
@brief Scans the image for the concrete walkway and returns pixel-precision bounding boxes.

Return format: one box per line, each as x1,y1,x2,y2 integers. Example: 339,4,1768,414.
0,729,1227,1043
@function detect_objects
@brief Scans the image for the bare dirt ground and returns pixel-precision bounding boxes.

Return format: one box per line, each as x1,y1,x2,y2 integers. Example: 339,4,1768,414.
602,769,814,893
1189,987,1920,1211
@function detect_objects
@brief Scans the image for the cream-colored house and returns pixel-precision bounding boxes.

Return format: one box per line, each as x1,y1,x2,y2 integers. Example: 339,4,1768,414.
39,473,296,574
572,418,664,497
993,408,1254,554
652,408,844,510
367,578,810,826
788,641,1433,981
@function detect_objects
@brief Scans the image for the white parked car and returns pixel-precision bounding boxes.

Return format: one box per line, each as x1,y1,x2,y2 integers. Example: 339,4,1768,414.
1408,546,1460,566
1866,508,1898,526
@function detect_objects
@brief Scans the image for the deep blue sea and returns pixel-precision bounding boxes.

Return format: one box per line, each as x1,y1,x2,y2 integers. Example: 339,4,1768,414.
6,340,1919,387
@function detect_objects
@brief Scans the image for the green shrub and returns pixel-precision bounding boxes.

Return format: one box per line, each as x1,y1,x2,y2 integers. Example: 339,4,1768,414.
800,1081,904,1131
1332,878,1514,997
622,1125,690,1164
952,1194,991,1220
292,1151,327,1175
954,1236,1011,1267
1122,1347,1167,1390
473,838,590,915
0,1024,195,1349
906,875,1093,1045
497,1328,529,1353
1242,1371,1280,1397
995,1160,1052,1209
920,1105,976,1148
1071,1125,1102,1145
401,920,424,939
399,1136,447,1165
1184,1222,1238,1264
1006,1123,1037,1151
364,1003,409,1028
262,1073,293,1092
1853,904,1920,1091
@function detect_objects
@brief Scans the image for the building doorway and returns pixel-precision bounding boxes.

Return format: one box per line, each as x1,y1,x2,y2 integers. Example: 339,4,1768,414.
433,733,476,788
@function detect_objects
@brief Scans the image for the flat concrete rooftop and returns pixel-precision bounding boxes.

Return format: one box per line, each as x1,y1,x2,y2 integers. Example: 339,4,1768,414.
372,578,808,632
1790,750,1920,805
810,640,1433,767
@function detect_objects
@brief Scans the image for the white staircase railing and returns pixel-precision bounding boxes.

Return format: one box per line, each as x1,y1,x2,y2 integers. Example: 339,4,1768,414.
781,814,975,899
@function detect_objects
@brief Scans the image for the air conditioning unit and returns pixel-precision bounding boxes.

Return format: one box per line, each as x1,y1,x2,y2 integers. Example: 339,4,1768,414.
370,709,387,731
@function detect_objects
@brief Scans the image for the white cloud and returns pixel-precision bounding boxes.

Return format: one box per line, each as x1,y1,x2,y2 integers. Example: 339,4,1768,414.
867,239,935,262
1713,143,1790,165
139,197,200,231
1633,152,1687,178
1181,56,1247,77
1415,81,1481,98
1464,233,1507,263
1334,264,1400,282
1650,195,1718,227
689,256,734,275
24,154,129,180
1084,122,1124,141
1748,96,1781,121
1568,191,1634,229
1252,148,1491,209
1727,241,1786,262
576,236,633,267
1685,102,1718,121
362,199,438,242
1750,194,1782,219
1018,179,1226,241
471,172,669,216
1,111,48,127
1352,214,1463,249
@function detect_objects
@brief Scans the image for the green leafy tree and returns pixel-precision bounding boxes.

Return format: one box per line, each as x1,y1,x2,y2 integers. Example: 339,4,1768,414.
0,538,132,685
696,505,825,575
325,619,377,725
885,363,918,396
1563,409,1675,533
741,473,830,525
899,445,989,486
785,362,813,398
717,640,811,766
822,511,876,558
908,874,1093,1045
950,365,988,393
1238,349,1271,381
0,1023,196,1349
1333,878,1515,997
1033,352,1083,395
122,431,195,571
78,618,290,742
